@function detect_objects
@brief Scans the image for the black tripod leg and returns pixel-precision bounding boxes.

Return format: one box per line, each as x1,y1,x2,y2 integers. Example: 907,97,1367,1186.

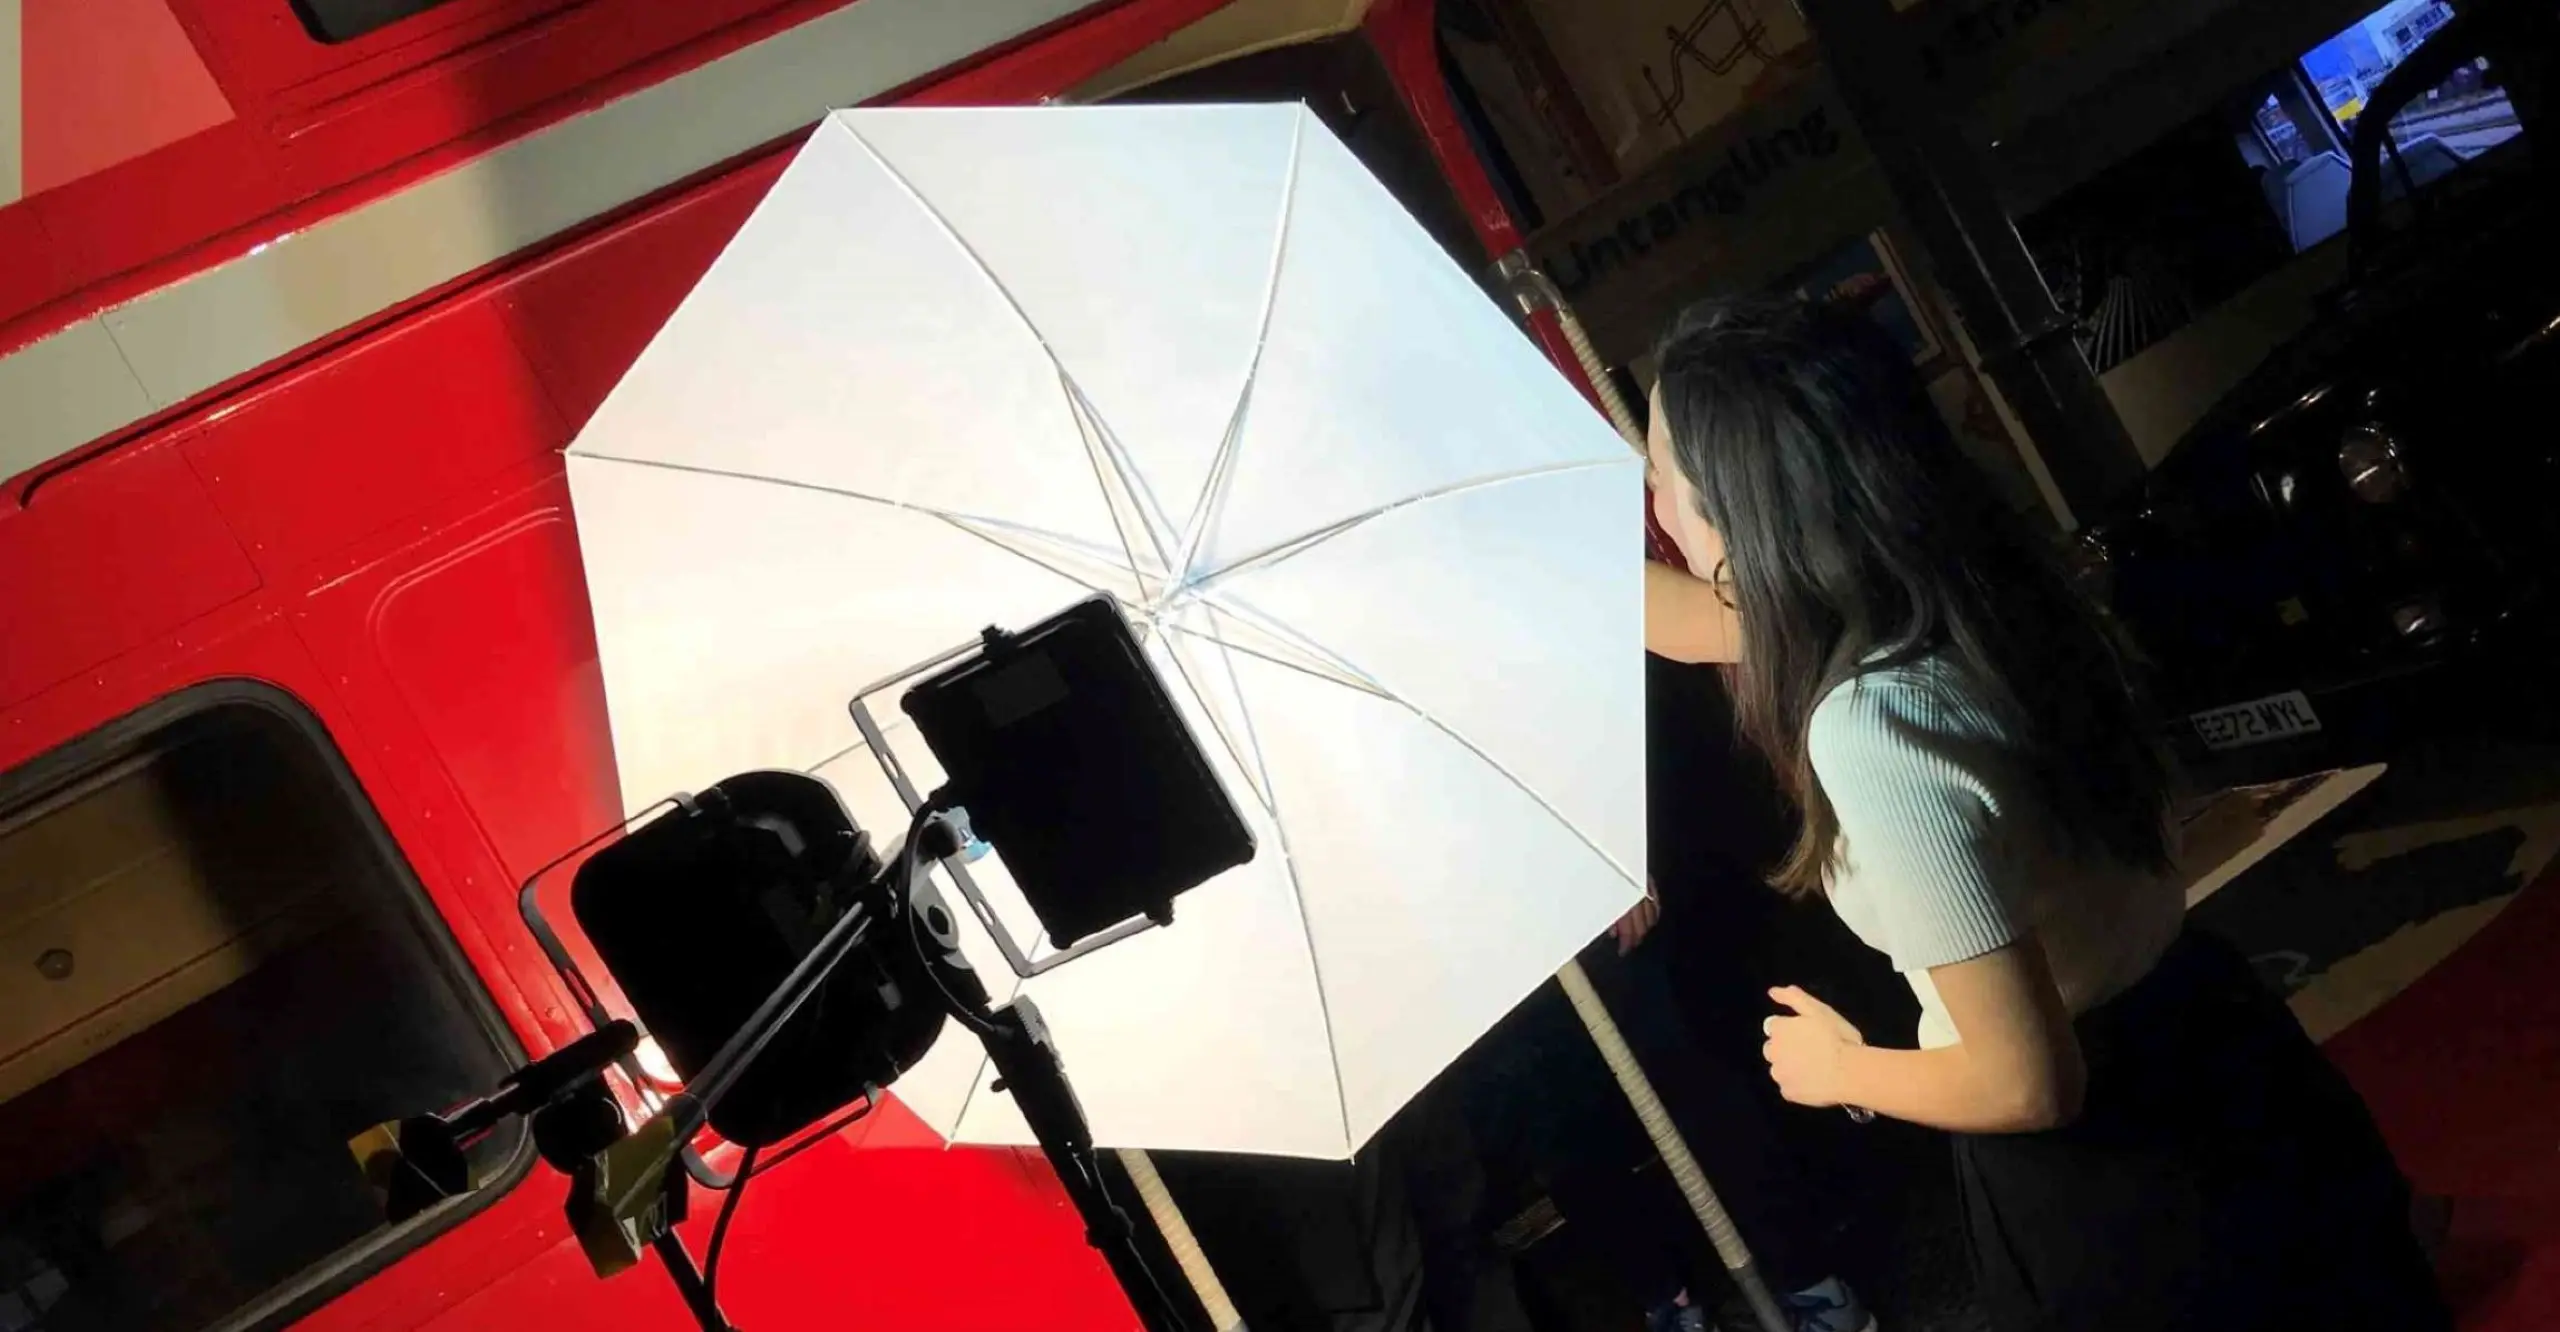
1046,1146,1193,1332
656,1231,737,1332
978,1001,1194,1332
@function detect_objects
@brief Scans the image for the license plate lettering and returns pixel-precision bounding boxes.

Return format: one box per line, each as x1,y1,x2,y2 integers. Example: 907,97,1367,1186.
2190,691,2323,752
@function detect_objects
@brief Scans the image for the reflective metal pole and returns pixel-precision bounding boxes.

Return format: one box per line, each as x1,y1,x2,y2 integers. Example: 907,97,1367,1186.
1795,0,2146,524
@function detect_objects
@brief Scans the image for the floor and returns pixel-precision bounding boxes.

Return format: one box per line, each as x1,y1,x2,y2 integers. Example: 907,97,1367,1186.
2309,740,2560,1331
1831,730,2560,1332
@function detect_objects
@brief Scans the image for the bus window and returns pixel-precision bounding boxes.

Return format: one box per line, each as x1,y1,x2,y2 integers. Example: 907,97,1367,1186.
2304,1,2523,171
0,685,525,1331
289,0,467,44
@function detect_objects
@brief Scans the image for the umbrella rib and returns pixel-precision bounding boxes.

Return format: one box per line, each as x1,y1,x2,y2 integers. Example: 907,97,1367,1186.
1154,616,1391,703
570,452,1118,594
1056,370,1185,570
1168,111,1307,589
946,513,1163,601
1166,400,1251,599
804,703,928,784
1060,369,1174,590
1193,598,1640,891
1155,635,1281,821
1198,604,1357,1152
1191,458,1628,592
1176,585,1383,685
1399,702,1642,891
947,512,1138,571
834,122,1175,582
1177,604,1641,1148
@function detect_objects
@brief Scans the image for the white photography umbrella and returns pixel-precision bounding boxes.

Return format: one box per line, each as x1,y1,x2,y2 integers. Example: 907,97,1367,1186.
564,104,1643,1162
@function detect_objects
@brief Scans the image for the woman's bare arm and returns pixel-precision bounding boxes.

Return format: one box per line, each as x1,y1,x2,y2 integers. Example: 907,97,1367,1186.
1838,939,2086,1132
1645,559,1741,664
1768,938,2087,1134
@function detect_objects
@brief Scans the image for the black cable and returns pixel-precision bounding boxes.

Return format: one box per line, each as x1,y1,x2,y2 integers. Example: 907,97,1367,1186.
685,891,881,1122
702,1143,759,1306
694,806,972,1199
693,1090,880,1297
683,799,989,1316
751,1092,877,1175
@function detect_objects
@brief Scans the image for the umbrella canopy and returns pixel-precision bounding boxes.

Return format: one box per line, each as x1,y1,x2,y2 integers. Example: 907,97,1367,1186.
564,104,1643,1159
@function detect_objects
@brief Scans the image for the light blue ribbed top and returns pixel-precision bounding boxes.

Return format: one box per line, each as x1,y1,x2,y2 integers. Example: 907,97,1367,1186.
1809,655,2182,1048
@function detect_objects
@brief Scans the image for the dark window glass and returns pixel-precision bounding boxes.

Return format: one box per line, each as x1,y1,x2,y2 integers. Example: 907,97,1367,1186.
2255,93,2317,167
288,0,464,45
2303,1,2521,166
0,687,524,1330
2020,113,2296,372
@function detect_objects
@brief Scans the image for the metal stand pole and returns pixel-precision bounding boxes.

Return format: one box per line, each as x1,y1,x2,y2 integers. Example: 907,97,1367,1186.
977,1000,1194,1332
1794,0,2146,524
1497,250,1791,1332
1117,1148,1247,1331
1558,959,1792,1332
1495,252,1645,452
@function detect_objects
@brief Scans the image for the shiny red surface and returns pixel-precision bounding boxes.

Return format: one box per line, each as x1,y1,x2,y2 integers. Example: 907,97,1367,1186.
19,0,235,197
1362,7,1612,412
0,263,1137,1332
0,1,1626,1324
0,0,1230,358
0,2,1288,1328
0,444,261,707
2,0,827,349
1364,0,1515,258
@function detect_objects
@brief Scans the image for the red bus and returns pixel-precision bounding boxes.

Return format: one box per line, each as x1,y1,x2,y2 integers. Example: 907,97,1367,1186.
0,2,1593,1329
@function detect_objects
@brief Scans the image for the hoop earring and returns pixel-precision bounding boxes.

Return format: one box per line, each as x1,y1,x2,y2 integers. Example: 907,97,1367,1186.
1710,559,1736,610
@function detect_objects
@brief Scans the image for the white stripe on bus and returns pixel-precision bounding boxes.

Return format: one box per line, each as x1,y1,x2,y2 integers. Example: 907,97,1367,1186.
0,0,21,205
0,0,1103,484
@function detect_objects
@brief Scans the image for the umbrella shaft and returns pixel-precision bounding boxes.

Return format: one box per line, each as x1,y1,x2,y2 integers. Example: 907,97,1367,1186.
1556,959,1791,1332
1117,1148,1245,1331
1494,250,1643,451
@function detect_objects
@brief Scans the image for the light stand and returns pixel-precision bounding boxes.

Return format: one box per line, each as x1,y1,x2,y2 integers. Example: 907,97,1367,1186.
350,1017,742,1328
380,597,1244,1331
393,801,1192,1332
968,993,1190,1332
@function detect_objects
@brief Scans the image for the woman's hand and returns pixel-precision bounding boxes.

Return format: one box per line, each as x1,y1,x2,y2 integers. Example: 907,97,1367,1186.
1610,880,1664,954
1755,942,2087,1133
1762,986,1867,1108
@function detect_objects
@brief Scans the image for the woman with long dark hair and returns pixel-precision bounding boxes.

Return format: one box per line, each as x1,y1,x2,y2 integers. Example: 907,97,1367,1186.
1640,295,2447,1330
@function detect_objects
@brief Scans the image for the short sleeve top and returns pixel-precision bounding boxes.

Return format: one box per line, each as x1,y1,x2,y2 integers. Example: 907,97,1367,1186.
1809,656,2183,1048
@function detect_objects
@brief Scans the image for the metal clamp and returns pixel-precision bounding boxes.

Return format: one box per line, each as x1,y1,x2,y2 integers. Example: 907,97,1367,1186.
1489,249,1646,451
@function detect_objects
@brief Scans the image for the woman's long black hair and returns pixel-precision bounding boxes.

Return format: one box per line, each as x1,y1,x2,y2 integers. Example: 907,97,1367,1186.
1651,295,2171,897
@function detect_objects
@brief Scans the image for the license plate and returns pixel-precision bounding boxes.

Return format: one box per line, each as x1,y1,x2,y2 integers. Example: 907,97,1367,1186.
2190,691,2323,752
